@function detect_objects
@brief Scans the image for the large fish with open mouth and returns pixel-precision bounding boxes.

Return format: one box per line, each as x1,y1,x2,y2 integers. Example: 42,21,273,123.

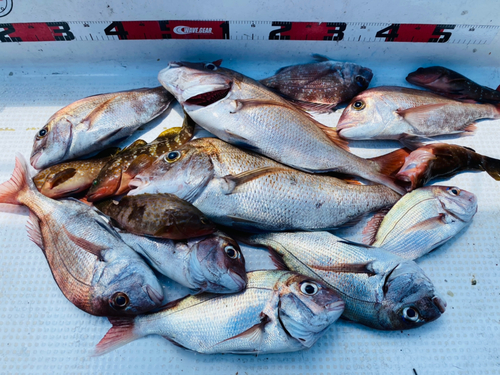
0,156,164,316
242,231,446,330
128,138,401,232
363,186,477,260
406,66,500,104
30,86,174,170
86,113,195,202
157,61,406,194
337,86,500,141
259,54,373,113
32,147,120,199
119,231,247,294
93,270,345,356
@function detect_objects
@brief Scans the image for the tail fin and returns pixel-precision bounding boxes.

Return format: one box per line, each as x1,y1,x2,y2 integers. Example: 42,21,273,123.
480,155,500,181
93,316,140,356
369,148,411,177
0,154,35,205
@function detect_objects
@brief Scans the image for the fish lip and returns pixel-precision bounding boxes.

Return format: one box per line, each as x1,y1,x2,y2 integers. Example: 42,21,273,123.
228,269,247,291
30,150,43,170
144,284,164,306
325,300,345,312
432,296,447,314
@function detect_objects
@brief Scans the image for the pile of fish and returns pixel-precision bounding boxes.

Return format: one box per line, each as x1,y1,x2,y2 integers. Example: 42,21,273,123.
3,56,499,356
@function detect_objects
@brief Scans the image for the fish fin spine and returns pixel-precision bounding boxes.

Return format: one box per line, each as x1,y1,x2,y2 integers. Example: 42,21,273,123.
362,208,391,245
313,121,350,152
26,211,45,251
93,316,140,356
463,123,477,134
0,154,35,205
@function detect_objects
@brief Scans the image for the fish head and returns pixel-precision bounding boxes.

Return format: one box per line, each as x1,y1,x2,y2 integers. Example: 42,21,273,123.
344,63,373,91
278,274,345,347
87,165,122,202
188,231,247,293
39,168,89,199
434,186,478,222
129,143,214,201
158,60,239,112
378,261,446,330
395,146,436,189
406,66,449,87
30,116,73,170
94,256,164,315
336,91,388,140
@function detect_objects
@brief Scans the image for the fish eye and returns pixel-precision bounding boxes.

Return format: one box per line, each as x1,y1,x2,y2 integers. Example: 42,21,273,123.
352,100,366,111
355,76,366,87
92,179,99,186
110,292,130,310
164,151,181,163
205,63,217,71
447,187,461,196
37,128,48,138
224,245,240,259
402,306,420,322
300,282,319,296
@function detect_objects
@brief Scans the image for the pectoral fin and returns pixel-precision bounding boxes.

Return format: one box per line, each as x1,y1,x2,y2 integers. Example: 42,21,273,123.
81,96,118,130
402,214,447,233
125,154,155,178
221,167,289,195
311,260,377,276
62,226,106,259
216,313,271,345
47,168,77,189
396,103,450,127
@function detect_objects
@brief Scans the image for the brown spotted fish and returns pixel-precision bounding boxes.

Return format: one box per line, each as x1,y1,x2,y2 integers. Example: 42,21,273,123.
86,113,195,202
31,86,174,170
0,156,164,316
260,54,373,113
94,193,216,239
33,148,120,199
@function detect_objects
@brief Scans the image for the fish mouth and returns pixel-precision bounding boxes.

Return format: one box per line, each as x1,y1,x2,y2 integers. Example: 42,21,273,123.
228,269,247,291
184,84,232,108
30,151,43,170
325,300,345,313
144,284,164,306
433,295,447,314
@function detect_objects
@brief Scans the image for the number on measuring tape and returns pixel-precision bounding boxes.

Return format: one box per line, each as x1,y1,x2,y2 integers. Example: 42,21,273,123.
375,24,400,41
0,23,21,42
269,22,292,40
104,21,128,40
46,22,74,41
324,22,346,41
428,24,455,43
158,21,171,39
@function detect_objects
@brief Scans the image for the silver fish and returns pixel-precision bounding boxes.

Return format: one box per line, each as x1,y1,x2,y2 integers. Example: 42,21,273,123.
337,86,499,141
243,232,446,330
157,61,406,194
93,270,345,356
128,138,401,232
365,186,477,260
31,86,174,170
0,156,164,316
118,230,247,293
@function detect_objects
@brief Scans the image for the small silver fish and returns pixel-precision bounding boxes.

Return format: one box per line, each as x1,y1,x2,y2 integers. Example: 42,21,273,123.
0,156,164,316
243,231,446,330
337,86,500,141
118,230,247,293
31,87,174,170
93,270,345,356
364,186,477,260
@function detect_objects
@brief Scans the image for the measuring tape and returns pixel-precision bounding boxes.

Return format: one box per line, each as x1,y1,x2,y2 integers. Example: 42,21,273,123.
0,20,498,44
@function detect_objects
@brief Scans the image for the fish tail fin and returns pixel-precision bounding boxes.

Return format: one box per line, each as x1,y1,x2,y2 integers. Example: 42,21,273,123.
0,154,36,205
369,148,412,177
480,155,500,181
93,317,141,356
313,122,350,151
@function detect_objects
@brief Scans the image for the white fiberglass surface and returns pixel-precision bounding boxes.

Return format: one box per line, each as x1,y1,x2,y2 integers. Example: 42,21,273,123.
0,58,498,374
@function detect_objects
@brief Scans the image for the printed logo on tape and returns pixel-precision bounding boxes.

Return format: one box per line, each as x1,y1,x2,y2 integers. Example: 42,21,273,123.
173,26,213,35
0,0,13,17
